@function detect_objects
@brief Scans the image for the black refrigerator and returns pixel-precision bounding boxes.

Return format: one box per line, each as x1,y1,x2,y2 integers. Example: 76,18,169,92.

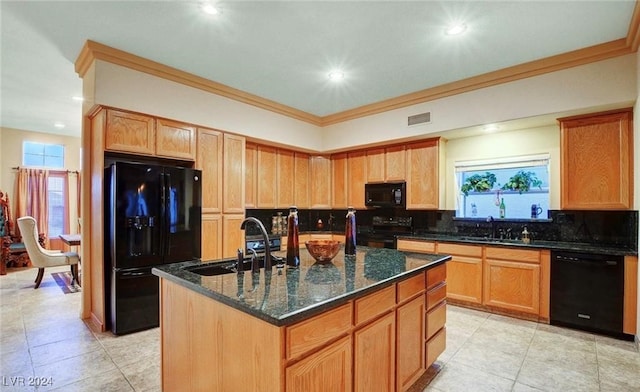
104,161,202,335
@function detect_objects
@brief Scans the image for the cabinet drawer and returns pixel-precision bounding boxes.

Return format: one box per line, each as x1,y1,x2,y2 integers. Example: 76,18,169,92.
397,273,425,303
426,301,446,340
485,247,540,264
286,303,352,359
437,243,482,257
355,285,395,325
426,263,446,290
426,327,446,368
397,240,435,253
426,282,446,310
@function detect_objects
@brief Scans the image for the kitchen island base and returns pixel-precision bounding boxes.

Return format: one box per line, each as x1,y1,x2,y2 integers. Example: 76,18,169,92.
158,256,447,392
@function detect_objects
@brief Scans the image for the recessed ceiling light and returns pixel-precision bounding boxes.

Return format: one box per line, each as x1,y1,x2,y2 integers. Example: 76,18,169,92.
72,96,84,102
445,23,467,36
54,122,65,129
328,70,345,82
201,3,221,15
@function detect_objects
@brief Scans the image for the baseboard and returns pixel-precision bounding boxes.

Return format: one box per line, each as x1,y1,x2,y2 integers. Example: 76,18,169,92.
83,312,105,334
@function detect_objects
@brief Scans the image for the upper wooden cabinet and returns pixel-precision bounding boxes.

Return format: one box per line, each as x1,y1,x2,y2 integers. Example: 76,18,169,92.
245,142,258,209
348,151,367,209
256,145,277,208
104,109,155,156
310,156,332,209
366,148,385,183
196,128,223,214
332,153,348,209
103,109,197,160
222,134,245,214
406,139,444,210
294,152,310,209
366,145,406,183
385,145,406,182
559,108,633,210
156,119,197,160
277,149,295,208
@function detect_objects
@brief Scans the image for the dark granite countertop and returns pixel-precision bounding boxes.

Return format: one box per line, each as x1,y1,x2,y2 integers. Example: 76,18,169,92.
398,234,637,256
152,246,450,327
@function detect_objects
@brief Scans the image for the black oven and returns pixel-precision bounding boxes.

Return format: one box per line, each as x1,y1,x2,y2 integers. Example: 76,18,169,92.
245,234,282,254
357,216,413,249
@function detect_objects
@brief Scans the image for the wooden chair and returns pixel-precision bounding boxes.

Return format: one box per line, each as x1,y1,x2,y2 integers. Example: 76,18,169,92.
0,191,44,275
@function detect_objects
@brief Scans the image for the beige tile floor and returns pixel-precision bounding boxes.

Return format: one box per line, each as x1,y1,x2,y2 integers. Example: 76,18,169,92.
1,265,639,391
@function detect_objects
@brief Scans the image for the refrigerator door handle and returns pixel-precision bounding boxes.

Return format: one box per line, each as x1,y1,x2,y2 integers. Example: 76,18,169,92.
159,172,167,259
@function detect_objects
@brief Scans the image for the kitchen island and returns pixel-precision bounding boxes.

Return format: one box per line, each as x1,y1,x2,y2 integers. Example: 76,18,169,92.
153,246,450,392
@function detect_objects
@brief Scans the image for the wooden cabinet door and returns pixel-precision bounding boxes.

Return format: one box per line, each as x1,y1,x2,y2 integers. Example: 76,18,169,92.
286,337,352,392
354,312,395,392
331,153,348,209
386,145,406,182
156,119,197,160
222,214,245,258
348,151,367,209
310,156,331,209
560,108,633,209
277,149,295,208
438,243,483,304
366,148,385,183
201,214,222,260
245,142,257,209
197,129,222,214
484,259,540,315
396,295,425,392
223,134,245,214
104,109,155,155
294,152,310,209
406,139,440,209
257,145,277,208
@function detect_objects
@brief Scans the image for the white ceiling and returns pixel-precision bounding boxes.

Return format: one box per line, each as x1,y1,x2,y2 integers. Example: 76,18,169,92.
0,1,636,138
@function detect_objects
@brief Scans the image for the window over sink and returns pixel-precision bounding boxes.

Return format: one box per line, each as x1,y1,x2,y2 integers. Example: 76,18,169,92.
455,154,550,219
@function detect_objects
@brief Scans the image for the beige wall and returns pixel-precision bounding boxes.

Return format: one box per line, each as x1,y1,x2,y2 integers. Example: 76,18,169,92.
443,125,560,210
0,127,82,232
322,54,636,151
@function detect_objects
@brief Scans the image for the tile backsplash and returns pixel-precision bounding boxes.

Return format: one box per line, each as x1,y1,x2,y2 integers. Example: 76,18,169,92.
245,208,638,251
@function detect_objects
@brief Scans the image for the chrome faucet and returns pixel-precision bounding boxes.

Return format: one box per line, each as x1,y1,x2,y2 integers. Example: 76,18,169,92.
240,217,272,270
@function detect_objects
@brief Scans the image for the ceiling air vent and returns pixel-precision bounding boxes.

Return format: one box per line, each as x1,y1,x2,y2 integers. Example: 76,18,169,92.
408,112,431,127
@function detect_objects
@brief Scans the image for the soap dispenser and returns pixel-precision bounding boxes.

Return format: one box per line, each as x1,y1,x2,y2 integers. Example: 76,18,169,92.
522,226,530,244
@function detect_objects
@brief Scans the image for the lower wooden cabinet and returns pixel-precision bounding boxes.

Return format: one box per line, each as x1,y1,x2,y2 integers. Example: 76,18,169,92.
353,312,396,392
396,295,426,392
222,214,245,258
437,243,483,304
484,247,541,315
201,214,222,260
286,337,352,392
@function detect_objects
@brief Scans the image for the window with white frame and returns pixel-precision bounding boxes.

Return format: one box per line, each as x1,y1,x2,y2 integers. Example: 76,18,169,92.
23,141,64,168
22,141,67,236
455,154,550,219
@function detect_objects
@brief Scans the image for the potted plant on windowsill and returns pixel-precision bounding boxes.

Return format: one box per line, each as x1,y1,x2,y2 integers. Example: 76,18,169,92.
501,170,542,194
460,172,497,196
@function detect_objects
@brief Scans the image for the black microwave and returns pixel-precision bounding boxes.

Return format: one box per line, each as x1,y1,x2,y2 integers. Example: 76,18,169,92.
365,182,406,208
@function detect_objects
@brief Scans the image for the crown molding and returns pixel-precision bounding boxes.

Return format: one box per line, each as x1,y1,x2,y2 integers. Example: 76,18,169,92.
627,0,640,51
74,40,323,126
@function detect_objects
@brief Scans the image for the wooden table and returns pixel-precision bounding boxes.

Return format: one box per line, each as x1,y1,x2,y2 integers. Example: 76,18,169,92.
59,234,81,246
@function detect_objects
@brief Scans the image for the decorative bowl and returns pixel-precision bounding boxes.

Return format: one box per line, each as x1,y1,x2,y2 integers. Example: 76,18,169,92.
305,240,341,263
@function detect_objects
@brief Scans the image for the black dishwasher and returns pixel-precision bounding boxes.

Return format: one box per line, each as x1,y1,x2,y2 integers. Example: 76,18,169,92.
550,250,628,339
